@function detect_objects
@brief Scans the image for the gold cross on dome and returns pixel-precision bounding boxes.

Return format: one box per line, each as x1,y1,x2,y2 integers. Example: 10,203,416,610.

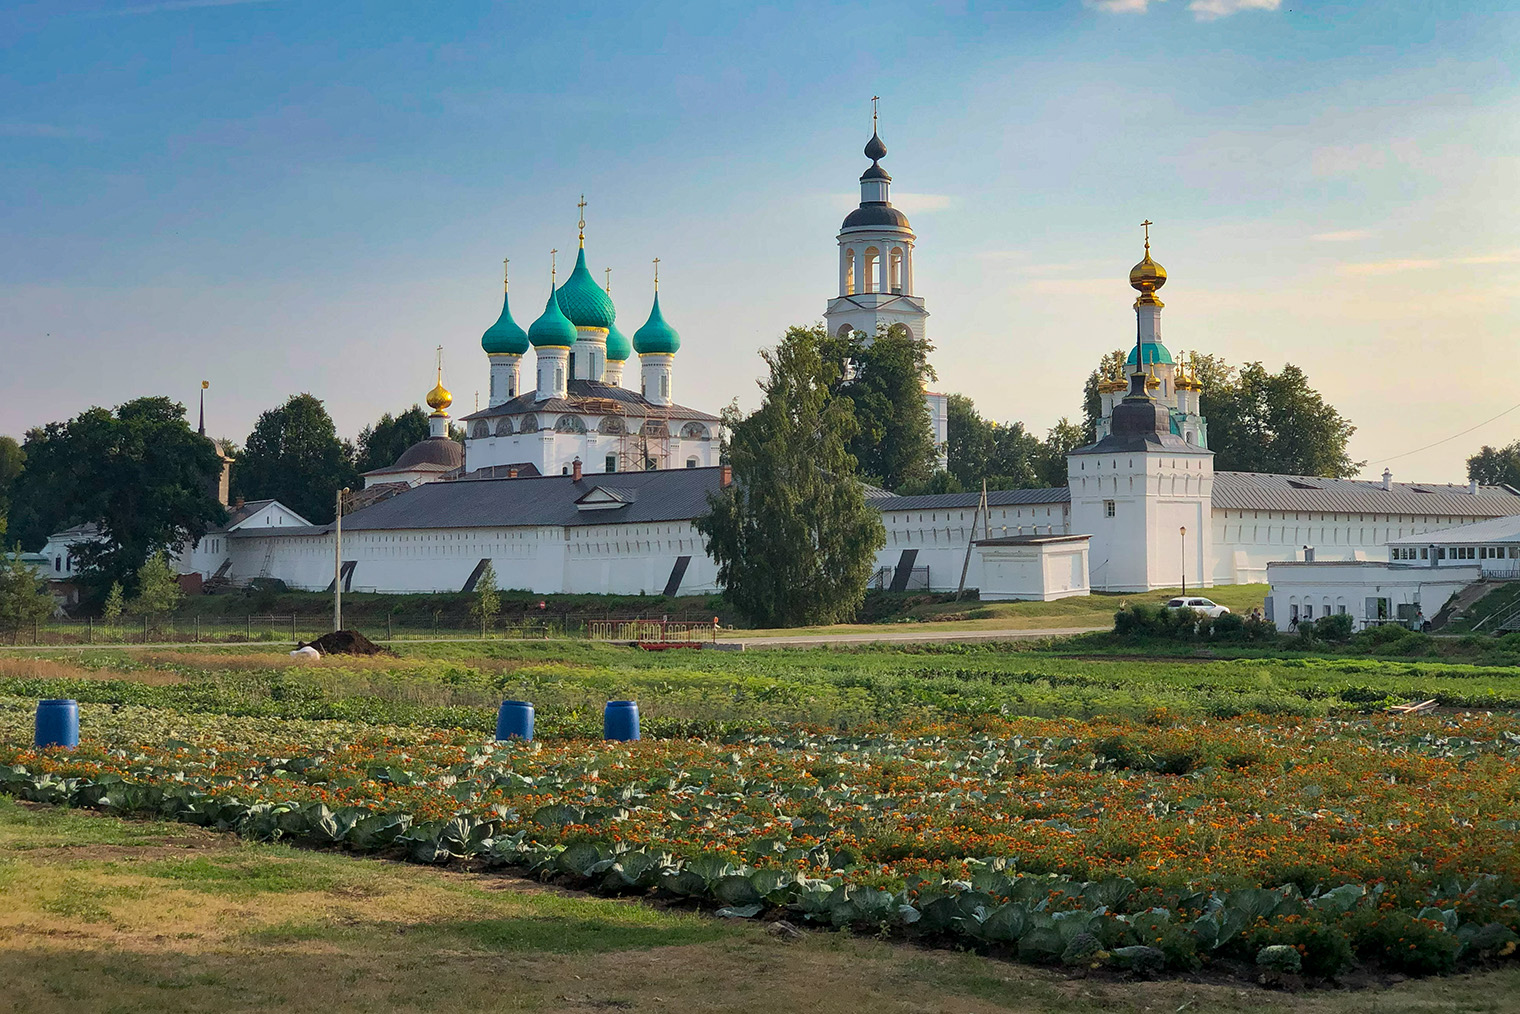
502,257,509,289
604,267,611,293
577,194,587,239
652,257,660,290
1141,219,1153,251
550,248,558,284
872,95,879,131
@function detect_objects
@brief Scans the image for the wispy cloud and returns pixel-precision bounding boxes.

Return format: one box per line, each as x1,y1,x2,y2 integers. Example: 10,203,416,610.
1188,0,1280,19
99,0,279,17
1084,0,1282,18
1083,0,1155,12
1313,229,1373,242
0,122,101,140
1340,252,1520,276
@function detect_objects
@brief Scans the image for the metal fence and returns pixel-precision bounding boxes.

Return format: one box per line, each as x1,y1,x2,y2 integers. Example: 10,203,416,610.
868,566,930,591
587,619,718,643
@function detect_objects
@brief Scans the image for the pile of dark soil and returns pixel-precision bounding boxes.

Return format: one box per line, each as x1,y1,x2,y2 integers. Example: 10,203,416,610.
302,630,393,656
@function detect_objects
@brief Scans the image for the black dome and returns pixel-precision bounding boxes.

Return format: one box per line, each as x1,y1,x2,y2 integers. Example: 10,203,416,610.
864,131,887,161
392,436,463,470
842,202,911,230
860,162,891,182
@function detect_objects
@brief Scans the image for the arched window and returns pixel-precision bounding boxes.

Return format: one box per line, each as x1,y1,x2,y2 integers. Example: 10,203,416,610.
889,248,903,293
680,422,710,441
836,323,853,337
845,248,856,295
469,420,489,439
495,417,513,436
685,456,698,469
555,414,587,434
598,416,626,435
863,246,880,293
519,414,539,433
642,421,669,438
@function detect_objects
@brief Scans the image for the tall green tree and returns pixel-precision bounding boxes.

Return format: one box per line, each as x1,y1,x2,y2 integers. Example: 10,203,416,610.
234,394,358,524
355,407,431,474
472,560,501,635
6,398,226,595
697,325,885,628
822,324,938,492
922,394,1075,493
129,551,183,622
0,436,23,540
1467,440,1520,489
0,552,54,642
1079,352,1358,478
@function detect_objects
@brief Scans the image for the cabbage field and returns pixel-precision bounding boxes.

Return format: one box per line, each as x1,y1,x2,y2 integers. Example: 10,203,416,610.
4,644,1520,984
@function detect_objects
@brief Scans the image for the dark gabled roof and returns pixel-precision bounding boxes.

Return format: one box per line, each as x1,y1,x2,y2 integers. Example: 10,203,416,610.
459,379,719,423
868,488,1071,511
460,462,542,480
231,466,731,536
1211,472,1520,517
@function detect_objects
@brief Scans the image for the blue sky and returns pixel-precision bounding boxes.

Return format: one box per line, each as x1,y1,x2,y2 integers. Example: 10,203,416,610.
2,0,1517,482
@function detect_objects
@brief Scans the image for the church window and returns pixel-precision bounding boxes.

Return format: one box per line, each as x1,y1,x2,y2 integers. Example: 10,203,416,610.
555,415,587,434
495,418,513,436
863,247,880,292
661,374,670,400
605,454,617,473
686,457,698,468
555,366,564,391
1104,500,1115,518
889,248,903,293
845,249,856,295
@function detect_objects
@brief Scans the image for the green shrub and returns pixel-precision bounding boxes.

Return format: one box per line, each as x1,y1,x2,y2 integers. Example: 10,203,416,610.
1313,613,1355,642
1213,612,1245,639
1347,910,1460,975
1247,917,1354,977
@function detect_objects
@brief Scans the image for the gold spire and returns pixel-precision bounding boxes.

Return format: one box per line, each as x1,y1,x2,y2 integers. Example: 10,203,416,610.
502,257,510,293
577,194,587,247
550,248,558,286
652,257,660,292
426,345,453,415
1129,219,1167,307
604,267,611,294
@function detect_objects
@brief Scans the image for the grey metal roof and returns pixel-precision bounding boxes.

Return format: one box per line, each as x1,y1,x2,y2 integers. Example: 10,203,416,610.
842,202,911,231
389,437,463,470
231,466,732,536
459,379,719,423
1387,514,1520,545
869,488,1071,511
975,534,1089,546
1211,472,1520,517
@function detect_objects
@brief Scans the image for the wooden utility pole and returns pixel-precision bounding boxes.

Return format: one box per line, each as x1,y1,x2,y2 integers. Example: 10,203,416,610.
334,487,349,632
955,481,992,601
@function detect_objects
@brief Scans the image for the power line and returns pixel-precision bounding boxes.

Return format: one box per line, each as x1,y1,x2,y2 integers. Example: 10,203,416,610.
1367,399,1520,467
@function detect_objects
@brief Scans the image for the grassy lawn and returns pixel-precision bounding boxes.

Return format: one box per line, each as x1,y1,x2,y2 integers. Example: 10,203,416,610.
730,585,1268,638
3,797,1516,1014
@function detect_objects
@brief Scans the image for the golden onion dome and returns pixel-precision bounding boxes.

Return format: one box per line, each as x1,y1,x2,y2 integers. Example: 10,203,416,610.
1129,244,1167,303
426,375,453,414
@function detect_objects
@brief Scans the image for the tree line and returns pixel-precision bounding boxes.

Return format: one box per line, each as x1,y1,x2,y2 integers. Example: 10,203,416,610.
0,393,458,604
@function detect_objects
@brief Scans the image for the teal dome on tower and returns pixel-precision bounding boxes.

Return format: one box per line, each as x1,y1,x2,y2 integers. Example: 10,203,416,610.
529,287,577,349
555,247,616,331
606,320,632,362
633,292,680,355
481,282,529,356
1126,342,1173,367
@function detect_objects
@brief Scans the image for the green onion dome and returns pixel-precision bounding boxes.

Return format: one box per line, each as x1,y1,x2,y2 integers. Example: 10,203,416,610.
633,292,681,355
605,320,632,362
555,246,616,331
528,287,577,348
481,289,529,355
1126,341,1173,366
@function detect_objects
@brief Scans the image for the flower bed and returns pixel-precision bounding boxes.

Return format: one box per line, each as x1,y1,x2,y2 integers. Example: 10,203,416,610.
4,698,1520,979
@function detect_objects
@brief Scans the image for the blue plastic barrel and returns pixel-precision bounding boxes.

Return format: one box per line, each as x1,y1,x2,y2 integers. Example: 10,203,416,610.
604,700,640,741
34,699,79,750
495,700,534,741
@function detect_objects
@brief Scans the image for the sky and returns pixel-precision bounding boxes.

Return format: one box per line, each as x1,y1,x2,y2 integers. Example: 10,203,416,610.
2,0,1517,483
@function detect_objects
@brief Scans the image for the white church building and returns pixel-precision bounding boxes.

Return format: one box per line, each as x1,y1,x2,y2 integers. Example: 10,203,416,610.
47,117,1520,616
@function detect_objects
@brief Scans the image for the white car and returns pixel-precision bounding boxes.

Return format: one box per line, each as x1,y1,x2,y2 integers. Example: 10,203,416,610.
1164,597,1231,618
